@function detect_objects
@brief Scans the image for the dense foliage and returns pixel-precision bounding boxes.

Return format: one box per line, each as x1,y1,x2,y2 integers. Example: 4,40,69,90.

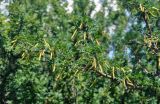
0,0,159,103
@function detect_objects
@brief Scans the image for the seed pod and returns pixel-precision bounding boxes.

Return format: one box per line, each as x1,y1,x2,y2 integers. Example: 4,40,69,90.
38,51,42,60
79,23,83,29
50,52,53,59
140,4,144,12
112,67,115,79
99,64,103,72
38,50,45,60
56,74,60,80
126,77,132,83
21,52,25,59
96,39,100,45
83,32,86,40
42,50,45,56
11,42,16,49
74,69,79,76
127,81,134,87
121,68,125,73
71,29,77,39
90,79,96,87
44,39,51,50
123,79,127,89
52,64,56,72
11,39,17,43
92,57,97,69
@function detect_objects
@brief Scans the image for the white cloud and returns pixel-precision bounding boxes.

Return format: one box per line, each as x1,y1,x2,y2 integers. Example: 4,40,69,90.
108,0,119,11
0,0,10,16
46,3,52,12
65,0,73,13
108,24,116,36
108,45,115,59
125,9,130,17
90,0,102,18
104,7,109,17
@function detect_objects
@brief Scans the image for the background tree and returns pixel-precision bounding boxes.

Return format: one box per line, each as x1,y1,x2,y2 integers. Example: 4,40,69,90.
0,0,159,103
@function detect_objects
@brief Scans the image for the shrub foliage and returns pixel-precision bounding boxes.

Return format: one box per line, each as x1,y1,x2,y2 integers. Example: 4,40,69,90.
0,0,160,103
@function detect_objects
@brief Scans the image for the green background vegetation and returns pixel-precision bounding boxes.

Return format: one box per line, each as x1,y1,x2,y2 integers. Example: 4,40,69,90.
0,0,159,103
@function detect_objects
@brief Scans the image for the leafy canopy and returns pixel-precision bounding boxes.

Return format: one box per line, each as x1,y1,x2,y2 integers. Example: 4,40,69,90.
0,0,159,103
